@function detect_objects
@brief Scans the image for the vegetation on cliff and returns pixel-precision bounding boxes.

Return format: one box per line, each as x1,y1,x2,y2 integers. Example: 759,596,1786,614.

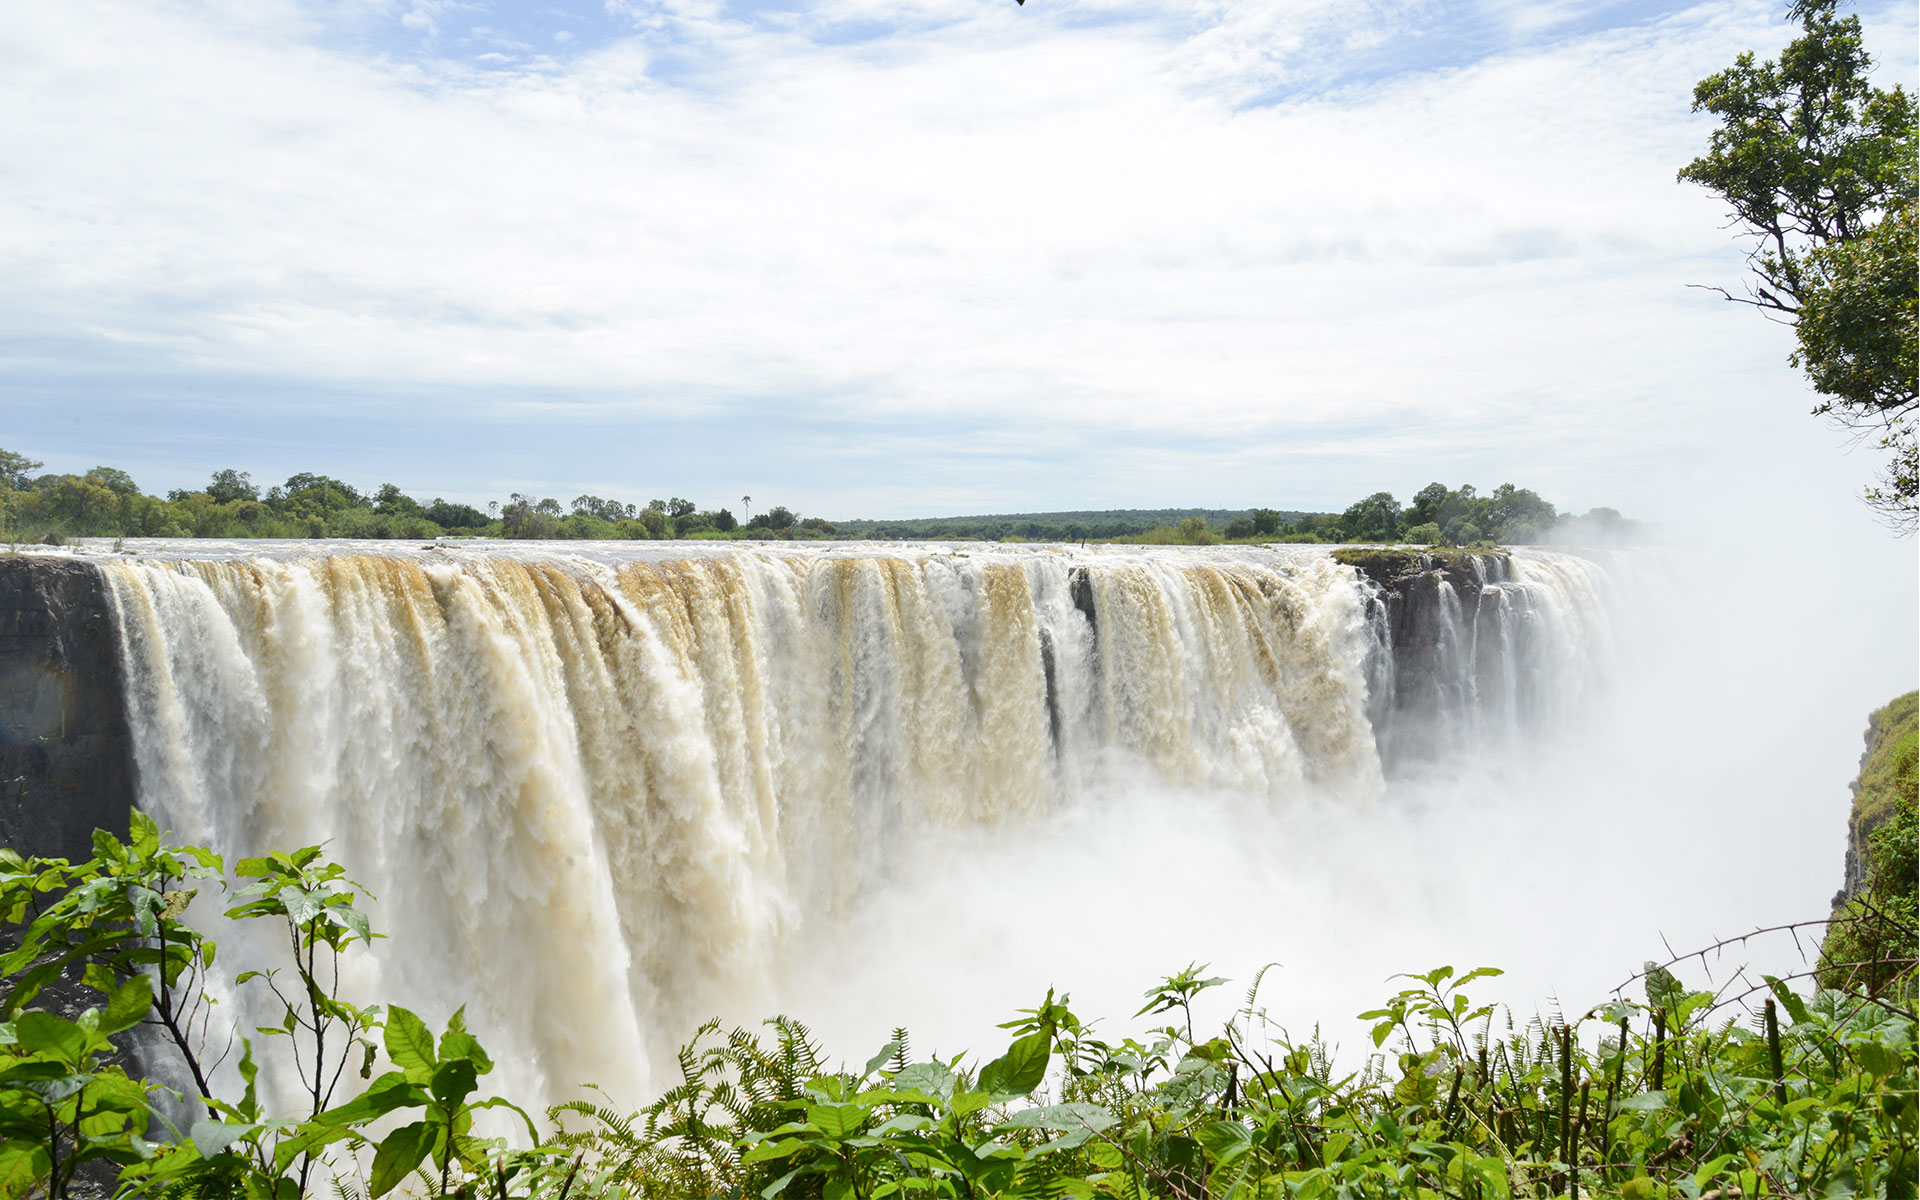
1819,691,1918,1001
1328,547,1510,576
0,814,1911,1200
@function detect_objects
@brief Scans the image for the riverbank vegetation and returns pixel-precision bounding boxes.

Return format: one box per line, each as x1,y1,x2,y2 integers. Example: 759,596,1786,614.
0,803,1910,1200
0,450,1637,549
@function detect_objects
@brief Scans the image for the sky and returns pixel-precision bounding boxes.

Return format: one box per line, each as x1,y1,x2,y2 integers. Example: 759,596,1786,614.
1,0,1917,523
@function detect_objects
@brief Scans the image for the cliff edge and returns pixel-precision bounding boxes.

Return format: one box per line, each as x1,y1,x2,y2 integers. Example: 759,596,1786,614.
0,556,136,860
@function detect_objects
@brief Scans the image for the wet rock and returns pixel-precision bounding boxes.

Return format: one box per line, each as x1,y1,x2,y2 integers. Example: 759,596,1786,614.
0,556,135,860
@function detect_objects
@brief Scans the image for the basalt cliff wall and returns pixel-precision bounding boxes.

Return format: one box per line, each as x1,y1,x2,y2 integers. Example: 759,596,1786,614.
0,556,136,861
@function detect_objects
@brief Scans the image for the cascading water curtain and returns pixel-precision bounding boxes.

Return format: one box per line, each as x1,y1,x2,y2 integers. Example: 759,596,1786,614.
101,544,1613,1104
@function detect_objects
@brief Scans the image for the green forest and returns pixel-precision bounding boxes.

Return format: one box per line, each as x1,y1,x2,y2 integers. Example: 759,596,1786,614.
0,450,1636,549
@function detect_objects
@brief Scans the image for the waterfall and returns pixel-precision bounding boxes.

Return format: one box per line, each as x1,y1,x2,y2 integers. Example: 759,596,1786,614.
97,542,1619,1104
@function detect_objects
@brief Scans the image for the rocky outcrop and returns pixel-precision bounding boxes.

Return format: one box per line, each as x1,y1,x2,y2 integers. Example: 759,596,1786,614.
1334,548,1517,767
0,556,135,860
1338,549,1509,707
1832,690,1918,908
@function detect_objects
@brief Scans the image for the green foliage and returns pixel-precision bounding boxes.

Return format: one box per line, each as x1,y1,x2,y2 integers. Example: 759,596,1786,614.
0,817,565,1200
0,822,1914,1200
1342,493,1402,541
1820,692,1918,1000
0,451,41,492
0,449,1637,549
562,961,1916,1200
1680,0,1918,527
748,506,797,531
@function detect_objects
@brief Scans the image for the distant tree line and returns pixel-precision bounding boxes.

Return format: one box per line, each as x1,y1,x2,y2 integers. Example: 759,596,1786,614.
0,450,1634,547
0,451,840,544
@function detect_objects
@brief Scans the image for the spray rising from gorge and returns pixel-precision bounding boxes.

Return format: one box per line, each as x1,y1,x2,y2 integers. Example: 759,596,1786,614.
94,543,1621,1104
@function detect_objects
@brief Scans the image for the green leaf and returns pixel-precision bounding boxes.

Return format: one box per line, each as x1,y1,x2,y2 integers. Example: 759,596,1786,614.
863,1041,901,1080
370,1122,435,1198
978,1031,1051,1098
0,1143,51,1200
328,905,373,946
12,1012,92,1065
437,1008,491,1075
1765,977,1811,1025
1196,1121,1253,1163
272,1124,354,1173
1320,1132,1352,1166
190,1121,256,1161
99,975,153,1036
806,1104,867,1140
281,888,325,929
1001,1104,1117,1134
429,1059,477,1107
1853,1039,1901,1078
315,1075,427,1126
384,1006,437,1082
891,1062,955,1097
1692,1153,1734,1192
743,1138,811,1165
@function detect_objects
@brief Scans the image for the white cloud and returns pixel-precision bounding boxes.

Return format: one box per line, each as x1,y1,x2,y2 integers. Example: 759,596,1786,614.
0,0,1915,517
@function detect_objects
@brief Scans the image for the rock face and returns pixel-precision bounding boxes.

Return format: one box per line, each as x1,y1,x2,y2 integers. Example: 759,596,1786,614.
1341,550,1511,705
0,556,135,860
1832,690,1919,908
1336,548,1518,764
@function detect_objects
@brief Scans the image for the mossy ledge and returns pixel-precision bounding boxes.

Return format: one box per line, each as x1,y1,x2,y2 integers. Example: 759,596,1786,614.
1329,544,1510,574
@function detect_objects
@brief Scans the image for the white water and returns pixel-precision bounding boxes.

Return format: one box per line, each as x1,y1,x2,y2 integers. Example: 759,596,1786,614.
95,541,1622,1106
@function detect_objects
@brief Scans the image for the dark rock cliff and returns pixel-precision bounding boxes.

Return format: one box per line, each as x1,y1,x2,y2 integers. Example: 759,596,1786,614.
1334,548,1517,766
0,556,135,860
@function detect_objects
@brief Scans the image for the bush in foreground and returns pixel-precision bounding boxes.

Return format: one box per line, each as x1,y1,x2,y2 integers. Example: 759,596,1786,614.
0,818,1912,1200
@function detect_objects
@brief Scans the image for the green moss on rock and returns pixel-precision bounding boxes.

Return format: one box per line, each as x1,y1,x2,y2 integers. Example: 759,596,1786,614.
1819,690,1917,998
1330,545,1510,574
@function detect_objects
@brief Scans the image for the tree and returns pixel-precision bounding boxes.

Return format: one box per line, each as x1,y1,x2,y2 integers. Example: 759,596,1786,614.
206,469,258,504
1405,482,1449,527
666,497,696,518
424,499,488,529
1250,508,1283,535
372,483,423,518
1680,0,1918,528
1482,483,1558,542
0,448,43,490
280,473,363,515
711,507,738,532
84,466,139,495
636,507,671,538
1342,492,1401,541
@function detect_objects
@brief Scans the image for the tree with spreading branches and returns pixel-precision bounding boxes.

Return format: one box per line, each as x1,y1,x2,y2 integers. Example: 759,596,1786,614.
1680,0,1917,529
